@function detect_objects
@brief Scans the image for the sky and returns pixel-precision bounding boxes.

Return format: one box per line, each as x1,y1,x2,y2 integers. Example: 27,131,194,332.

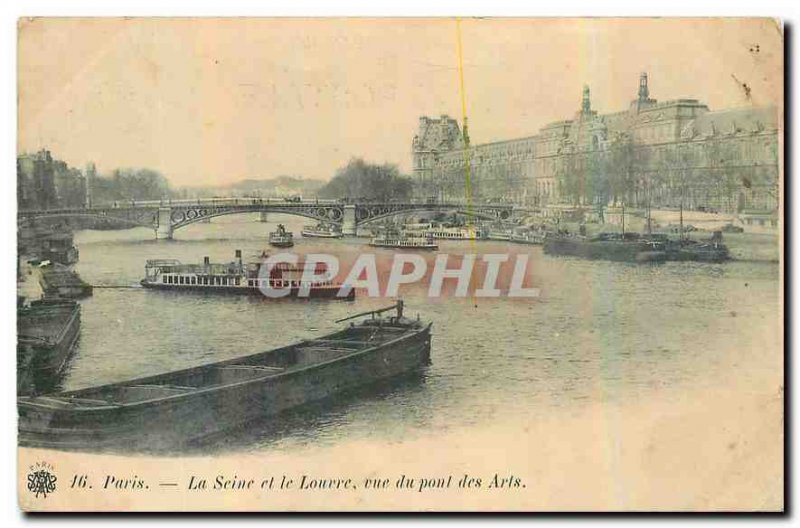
18,18,783,187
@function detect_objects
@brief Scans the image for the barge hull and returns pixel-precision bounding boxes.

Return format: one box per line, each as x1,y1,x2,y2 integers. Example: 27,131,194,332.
19,324,431,448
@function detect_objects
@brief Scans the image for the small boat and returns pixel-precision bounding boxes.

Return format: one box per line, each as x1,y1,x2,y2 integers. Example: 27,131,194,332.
301,223,343,238
140,250,355,300
269,224,294,248
369,229,438,250
18,301,432,449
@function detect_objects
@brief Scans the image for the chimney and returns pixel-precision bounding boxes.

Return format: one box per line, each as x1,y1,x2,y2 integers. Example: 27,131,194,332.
638,72,650,102
203,256,210,266
235,249,242,267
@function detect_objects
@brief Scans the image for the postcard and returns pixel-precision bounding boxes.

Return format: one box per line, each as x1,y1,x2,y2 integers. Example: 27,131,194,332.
16,17,783,512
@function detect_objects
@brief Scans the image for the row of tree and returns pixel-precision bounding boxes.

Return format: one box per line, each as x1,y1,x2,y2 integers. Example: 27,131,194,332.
317,158,415,201
17,150,174,210
18,151,417,211
555,136,779,213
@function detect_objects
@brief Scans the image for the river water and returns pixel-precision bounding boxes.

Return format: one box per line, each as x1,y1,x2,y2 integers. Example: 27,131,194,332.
59,214,780,454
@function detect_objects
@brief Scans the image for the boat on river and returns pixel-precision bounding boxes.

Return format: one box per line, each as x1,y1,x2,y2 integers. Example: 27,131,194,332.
403,223,484,241
39,264,93,299
543,231,729,263
543,232,669,262
369,229,438,250
269,224,294,248
301,223,343,239
17,298,81,396
18,301,432,449
140,250,354,300
510,228,546,246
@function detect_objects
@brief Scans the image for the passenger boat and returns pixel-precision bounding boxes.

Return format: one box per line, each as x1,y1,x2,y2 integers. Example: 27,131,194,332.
140,250,355,300
369,229,438,250
403,223,484,241
486,227,514,241
18,301,432,449
510,228,546,245
17,298,81,396
269,224,294,248
301,223,343,238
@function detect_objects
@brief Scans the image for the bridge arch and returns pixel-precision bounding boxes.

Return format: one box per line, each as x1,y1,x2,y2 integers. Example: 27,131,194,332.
169,205,342,232
355,206,509,226
17,211,156,229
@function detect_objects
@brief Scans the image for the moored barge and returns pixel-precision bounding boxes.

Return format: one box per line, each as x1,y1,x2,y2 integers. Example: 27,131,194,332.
17,298,81,396
543,231,730,263
18,301,431,449
39,264,93,299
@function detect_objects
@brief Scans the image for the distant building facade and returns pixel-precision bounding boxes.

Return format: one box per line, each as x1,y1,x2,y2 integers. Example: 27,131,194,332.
412,73,780,214
18,150,88,210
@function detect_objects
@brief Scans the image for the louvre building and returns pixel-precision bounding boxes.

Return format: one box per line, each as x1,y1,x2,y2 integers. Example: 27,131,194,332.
412,73,780,215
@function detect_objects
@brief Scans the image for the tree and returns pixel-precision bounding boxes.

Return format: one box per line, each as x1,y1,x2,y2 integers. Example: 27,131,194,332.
605,135,637,206
318,158,414,201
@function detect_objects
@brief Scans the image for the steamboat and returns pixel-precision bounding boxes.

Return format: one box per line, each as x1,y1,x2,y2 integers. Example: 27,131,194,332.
140,250,355,300
301,223,343,239
269,224,294,248
369,229,438,250
18,301,431,449
510,228,546,246
403,223,484,241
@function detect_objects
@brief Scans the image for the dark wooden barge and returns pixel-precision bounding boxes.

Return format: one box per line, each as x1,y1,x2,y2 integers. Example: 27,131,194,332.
18,301,431,449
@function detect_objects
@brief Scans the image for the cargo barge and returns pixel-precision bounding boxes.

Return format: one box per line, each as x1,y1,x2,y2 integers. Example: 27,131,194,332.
39,264,93,299
18,301,431,449
18,227,79,265
543,231,730,263
17,298,81,396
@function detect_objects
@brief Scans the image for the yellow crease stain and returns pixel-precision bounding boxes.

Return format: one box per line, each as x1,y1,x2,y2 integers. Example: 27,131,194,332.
455,18,474,224
456,18,479,307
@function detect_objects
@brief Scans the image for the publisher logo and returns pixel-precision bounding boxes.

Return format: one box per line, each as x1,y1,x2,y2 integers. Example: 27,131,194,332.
27,462,57,498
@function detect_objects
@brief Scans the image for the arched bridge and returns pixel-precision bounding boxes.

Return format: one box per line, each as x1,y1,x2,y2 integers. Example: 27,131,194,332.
17,198,515,239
